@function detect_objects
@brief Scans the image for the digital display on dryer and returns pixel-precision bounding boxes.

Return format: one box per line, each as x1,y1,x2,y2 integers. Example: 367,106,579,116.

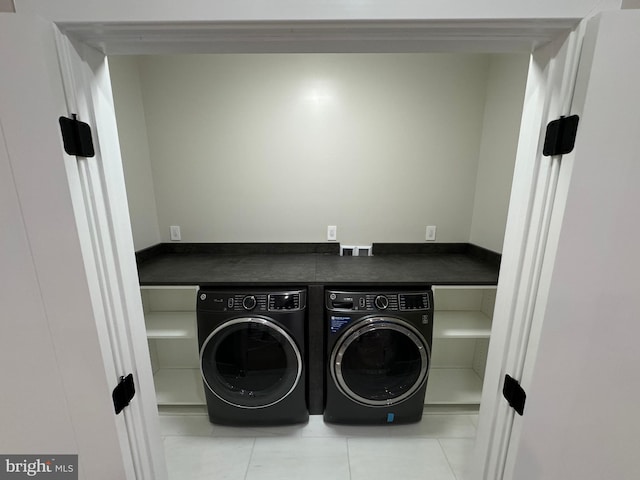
399,294,429,310
270,294,298,310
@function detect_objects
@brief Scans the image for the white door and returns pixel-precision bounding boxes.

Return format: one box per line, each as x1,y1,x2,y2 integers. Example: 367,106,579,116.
0,13,166,480
500,10,640,480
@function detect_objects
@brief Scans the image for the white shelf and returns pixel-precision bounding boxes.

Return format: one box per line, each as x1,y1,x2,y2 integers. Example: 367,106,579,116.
433,310,492,338
425,368,483,405
153,368,206,406
145,311,196,338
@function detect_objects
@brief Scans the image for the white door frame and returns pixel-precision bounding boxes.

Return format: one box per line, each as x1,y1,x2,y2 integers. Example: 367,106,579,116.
52,27,168,480
505,11,640,477
472,20,589,480
8,8,614,480
0,14,151,479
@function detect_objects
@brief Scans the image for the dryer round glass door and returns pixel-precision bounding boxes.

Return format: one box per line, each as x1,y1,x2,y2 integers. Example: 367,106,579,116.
200,317,302,409
331,317,430,407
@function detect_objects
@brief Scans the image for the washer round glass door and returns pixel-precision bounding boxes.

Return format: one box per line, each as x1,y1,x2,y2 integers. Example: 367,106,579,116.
331,317,430,407
200,317,302,409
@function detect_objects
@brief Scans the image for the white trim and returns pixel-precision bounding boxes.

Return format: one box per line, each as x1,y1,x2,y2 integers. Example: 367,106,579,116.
0,14,131,478
14,0,621,24
53,30,167,480
471,20,588,480
57,24,582,480
57,19,579,55
500,12,604,478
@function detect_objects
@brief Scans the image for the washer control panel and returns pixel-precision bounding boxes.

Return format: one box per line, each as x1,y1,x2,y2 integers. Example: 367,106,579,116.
198,290,306,312
326,290,431,312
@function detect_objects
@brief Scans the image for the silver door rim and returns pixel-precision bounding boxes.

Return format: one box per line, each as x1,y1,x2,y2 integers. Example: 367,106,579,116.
200,317,303,409
331,316,430,407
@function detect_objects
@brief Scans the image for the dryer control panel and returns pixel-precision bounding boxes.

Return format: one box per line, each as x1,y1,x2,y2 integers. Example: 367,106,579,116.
198,290,306,313
326,290,431,312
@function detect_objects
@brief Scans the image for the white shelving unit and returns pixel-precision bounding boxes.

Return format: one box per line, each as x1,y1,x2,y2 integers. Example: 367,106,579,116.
426,285,497,407
426,369,484,404
139,283,495,409
433,310,492,339
140,285,206,407
153,368,206,406
145,311,197,338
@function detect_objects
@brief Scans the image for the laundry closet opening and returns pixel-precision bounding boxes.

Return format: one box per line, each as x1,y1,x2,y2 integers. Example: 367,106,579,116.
107,50,529,473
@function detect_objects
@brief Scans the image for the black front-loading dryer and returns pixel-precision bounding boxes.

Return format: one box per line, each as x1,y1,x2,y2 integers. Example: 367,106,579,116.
197,288,308,425
324,289,433,424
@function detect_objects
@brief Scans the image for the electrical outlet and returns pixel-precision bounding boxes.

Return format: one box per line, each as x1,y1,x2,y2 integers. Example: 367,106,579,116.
327,225,337,241
170,225,181,241
425,225,436,241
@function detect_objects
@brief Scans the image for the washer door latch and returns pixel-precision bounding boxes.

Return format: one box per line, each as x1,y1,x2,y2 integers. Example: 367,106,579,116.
112,373,136,414
503,374,526,416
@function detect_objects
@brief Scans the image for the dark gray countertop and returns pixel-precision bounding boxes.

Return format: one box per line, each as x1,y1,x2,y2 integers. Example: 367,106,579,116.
136,243,500,286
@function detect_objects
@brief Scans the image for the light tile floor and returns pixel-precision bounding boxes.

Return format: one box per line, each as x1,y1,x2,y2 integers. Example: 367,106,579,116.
160,412,477,480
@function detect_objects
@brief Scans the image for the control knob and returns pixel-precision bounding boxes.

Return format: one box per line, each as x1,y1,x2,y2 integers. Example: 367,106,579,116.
374,295,389,310
242,295,257,311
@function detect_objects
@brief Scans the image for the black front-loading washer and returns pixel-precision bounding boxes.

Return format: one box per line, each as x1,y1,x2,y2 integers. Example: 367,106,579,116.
197,288,308,425
324,289,433,424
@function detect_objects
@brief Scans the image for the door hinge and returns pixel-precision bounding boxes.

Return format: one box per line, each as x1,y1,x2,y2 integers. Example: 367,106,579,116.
503,374,526,416
59,114,95,158
112,373,135,414
543,114,579,157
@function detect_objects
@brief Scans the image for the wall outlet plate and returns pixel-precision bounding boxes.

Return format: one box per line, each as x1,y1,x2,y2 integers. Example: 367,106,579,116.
327,225,337,241
170,225,181,241
426,225,437,241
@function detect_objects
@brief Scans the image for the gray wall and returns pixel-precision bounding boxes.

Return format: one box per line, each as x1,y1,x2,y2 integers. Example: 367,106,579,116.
111,53,528,251
470,54,530,252
109,56,161,251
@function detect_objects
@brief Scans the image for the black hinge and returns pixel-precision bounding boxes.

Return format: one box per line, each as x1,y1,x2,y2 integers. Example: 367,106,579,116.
543,114,579,157
503,374,526,416
59,114,95,158
112,374,135,414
